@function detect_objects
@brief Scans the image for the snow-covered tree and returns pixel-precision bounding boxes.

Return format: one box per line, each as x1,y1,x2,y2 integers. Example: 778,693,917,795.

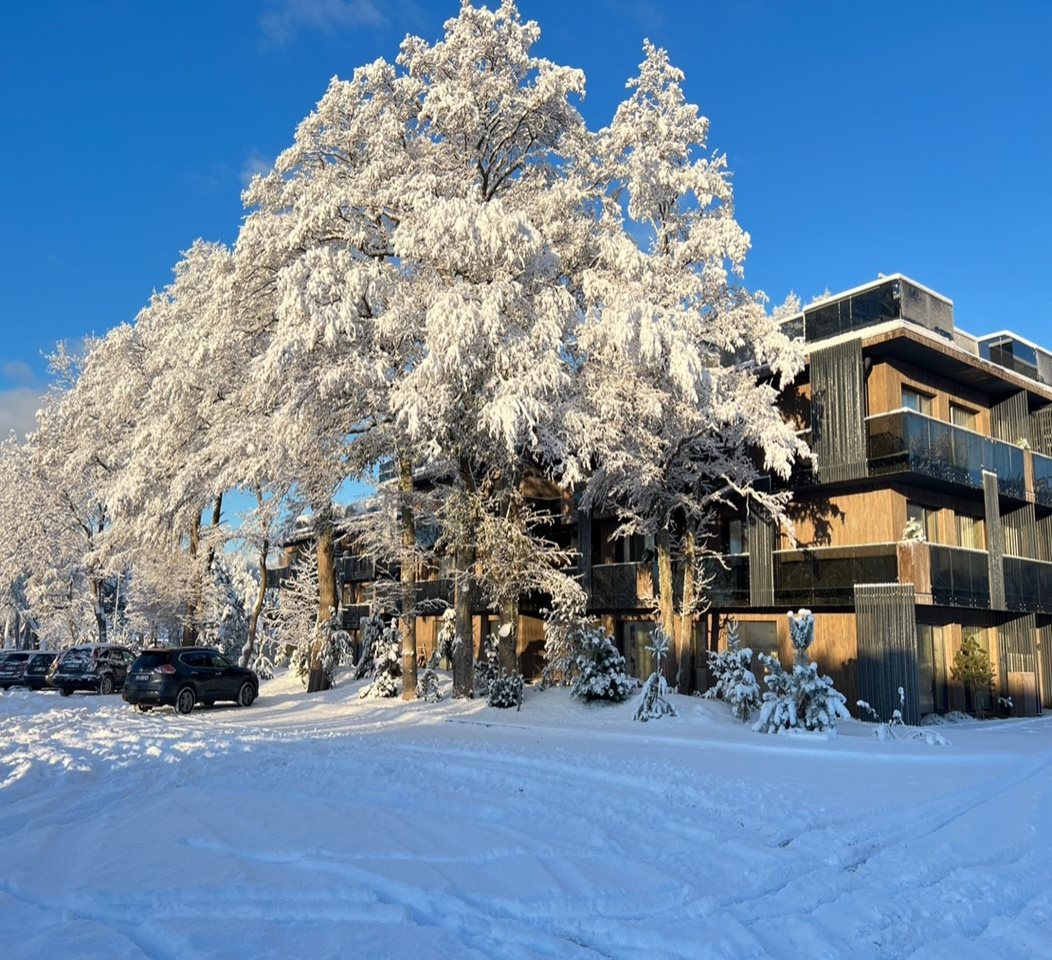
571,625,634,703
633,627,677,721
575,42,807,691
359,623,401,699
752,610,850,734
704,619,761,722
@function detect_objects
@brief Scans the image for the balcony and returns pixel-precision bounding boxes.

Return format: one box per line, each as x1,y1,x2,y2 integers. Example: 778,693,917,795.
867,410,1026,501
589,563,654,611
774,545,899,608
1033,452,1052,508
1003,556,1052,614
337,556,376,582
929,545,990,609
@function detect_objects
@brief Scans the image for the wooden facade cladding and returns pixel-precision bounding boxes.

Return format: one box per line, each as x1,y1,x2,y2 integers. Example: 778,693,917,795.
747,503,774,606
810,339,868,482
867,357,993,432
992,391,1031,445
854,583,921,725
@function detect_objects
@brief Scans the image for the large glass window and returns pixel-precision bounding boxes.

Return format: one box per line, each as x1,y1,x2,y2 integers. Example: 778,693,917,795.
902,386,934,415
728,518,748,555
950,404,978,431
907,502,938,542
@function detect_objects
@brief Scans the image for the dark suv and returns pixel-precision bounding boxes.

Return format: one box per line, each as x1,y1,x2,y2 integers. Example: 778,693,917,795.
48,644,137,696
123,647,258,715
25,652,59,690
0,650,34,689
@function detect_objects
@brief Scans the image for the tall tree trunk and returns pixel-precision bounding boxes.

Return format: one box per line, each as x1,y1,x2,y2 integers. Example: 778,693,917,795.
90,577,107,644
452,457,476,699
241,491,269,669
655,526,676,681
399,452,418,700
203,494,223,576
677,524,697,694
498,594,519,677
308,517,337,693
182,512,202,646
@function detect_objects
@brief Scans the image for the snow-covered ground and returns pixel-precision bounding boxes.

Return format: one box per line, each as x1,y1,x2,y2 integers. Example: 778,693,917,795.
1,673,1050,960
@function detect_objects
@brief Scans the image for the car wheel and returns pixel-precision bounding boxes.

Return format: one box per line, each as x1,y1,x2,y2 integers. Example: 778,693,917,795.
237,682,256,708
60,688,72,697
98,674,115,696
175,686,196,715
136,704,152,713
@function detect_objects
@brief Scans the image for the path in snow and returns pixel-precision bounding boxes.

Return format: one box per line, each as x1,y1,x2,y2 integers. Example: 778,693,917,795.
0,677,1050,959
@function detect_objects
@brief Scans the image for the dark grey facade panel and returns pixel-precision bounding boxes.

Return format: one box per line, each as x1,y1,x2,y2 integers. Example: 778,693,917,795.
991,391,1030,446
1003,504,1038,560
748,504,775,606
983,470,1006,609
854,583,920,725
810,339,868,483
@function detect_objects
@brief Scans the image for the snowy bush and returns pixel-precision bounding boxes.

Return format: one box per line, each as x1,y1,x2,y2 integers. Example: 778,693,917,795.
538,588,587,689
858,689,949,746
359,625,401,699
487,672,523,709
752,610,850,734
704,620,761,722
416,652,442,703
354,613,384,680
571,625,633,703
435,609,456,668
902,517,926,542
474,635,500,696
633,627,677,722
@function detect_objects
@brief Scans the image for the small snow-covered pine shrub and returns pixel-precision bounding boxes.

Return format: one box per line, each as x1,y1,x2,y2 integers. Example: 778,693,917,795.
488,672,524,709
359,625,401,699
538,587,588,689
753,605,850,736
858,688,949,745
632,627,677,722
474,635,500,696
354,613,385,680
571,625,633,703
704,619,761,722
902,516,926,542
416,652,442,703
752,610,850,734
436,609,456,668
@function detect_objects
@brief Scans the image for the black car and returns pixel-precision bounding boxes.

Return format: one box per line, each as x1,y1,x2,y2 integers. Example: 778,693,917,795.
122,647,258,715
0,650,34,689
25,652,59,690
48,644,137,696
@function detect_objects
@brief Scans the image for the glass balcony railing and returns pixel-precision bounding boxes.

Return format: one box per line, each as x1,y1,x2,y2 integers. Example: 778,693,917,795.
774,545,898,608
867,410,1026,501
1003,556,1052,614
929,545,990,609
1033,451,1052,508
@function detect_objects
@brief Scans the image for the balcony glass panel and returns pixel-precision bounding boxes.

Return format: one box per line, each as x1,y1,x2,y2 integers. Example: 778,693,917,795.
929,546,990,608
1003,556,1052,613
866,410,1026,499
1033,452,1052,508
773,547,898,608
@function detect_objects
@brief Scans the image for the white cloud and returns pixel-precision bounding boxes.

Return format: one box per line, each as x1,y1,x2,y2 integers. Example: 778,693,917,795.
241,149,274,188
0,387,42,440
260,0,386,46
0,360,37,387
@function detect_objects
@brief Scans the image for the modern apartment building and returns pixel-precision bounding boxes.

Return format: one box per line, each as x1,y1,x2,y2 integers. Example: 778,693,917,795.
322,274,1051,721
707,274,1051,723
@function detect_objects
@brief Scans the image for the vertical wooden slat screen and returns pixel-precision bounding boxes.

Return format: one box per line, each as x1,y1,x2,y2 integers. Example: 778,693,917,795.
810,339,868,483
854,583,920,725
748,504,775,606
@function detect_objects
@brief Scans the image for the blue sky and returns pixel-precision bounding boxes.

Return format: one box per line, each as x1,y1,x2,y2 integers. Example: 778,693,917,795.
1,0,1049,438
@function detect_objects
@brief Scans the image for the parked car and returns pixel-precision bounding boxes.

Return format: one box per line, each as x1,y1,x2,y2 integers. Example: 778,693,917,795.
48,644,137,696
0,650,34,689
25,652,59,690
122,647,259,715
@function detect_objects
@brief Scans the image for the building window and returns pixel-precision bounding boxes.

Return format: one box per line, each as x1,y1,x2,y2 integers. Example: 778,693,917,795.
902,386,934,415
728,518,748,555
950,404,978,431
906,502,938,542
956,514,985,550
